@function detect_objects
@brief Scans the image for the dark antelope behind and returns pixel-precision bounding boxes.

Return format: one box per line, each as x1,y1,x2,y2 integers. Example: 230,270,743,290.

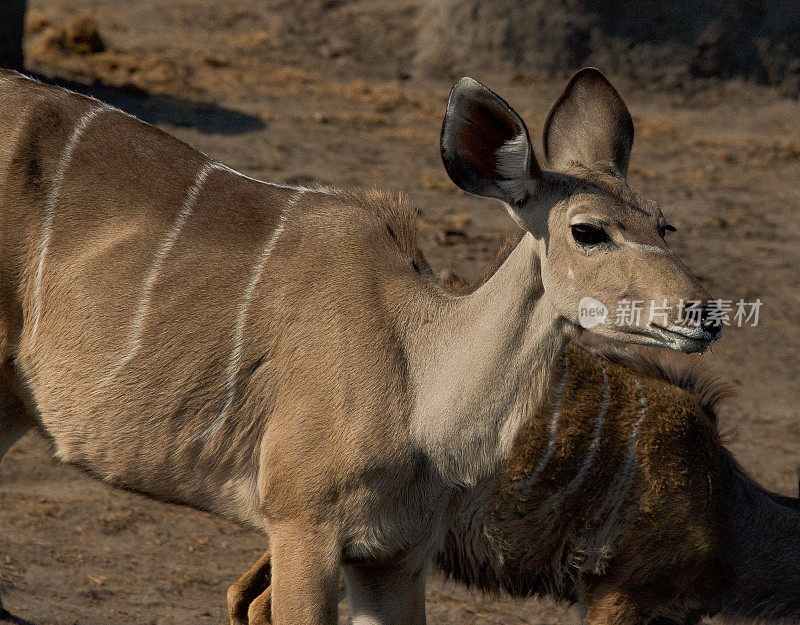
439,343,800,625
0,67,718,625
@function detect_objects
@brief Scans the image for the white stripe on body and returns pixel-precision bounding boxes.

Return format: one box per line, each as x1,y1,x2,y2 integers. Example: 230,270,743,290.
576,377,647,574
29,105,105,343
521,353,570,490
8,74,321,193
542,362,609,511
602,378,647,521
190,189,306,442
99,161,219,386
213,161,327,194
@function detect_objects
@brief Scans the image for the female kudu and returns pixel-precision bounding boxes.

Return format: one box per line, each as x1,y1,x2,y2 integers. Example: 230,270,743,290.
0,68,718,625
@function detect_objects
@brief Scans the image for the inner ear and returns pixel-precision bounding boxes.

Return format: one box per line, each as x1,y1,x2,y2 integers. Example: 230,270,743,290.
440,77,537,203
543,68,634,177
459,96,524,182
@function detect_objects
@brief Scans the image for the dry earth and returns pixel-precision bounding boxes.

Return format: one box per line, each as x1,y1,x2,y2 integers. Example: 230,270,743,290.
2,1,800,624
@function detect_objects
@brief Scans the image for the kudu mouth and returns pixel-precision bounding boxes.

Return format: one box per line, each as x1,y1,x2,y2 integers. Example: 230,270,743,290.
590,320,720,355
610,297,723,354
648,321,721,354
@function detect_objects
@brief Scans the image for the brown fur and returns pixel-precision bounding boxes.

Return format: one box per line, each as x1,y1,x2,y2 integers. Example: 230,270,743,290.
438,342,800,624
446,344,728,602
226,246,793,623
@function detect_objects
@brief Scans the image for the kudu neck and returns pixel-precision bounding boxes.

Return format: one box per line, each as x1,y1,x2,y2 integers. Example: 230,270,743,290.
433,231,557,362
407,232,573,486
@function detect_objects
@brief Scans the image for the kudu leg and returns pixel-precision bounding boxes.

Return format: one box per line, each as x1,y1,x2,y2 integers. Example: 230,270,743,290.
1,409,33,625
230,550,348,625
343,561,427,625
584,584,705,625
246,590,273,625
243,557,428,625
263,526,340,625
583,587,649,625
228,550,272,625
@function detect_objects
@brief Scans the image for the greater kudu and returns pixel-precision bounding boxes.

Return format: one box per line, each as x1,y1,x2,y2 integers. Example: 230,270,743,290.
0,68,719,624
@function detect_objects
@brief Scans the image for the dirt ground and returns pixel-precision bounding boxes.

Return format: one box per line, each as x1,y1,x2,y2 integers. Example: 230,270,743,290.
2,2,800,624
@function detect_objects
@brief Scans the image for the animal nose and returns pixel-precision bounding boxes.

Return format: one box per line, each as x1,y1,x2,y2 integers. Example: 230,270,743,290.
699,306,723,340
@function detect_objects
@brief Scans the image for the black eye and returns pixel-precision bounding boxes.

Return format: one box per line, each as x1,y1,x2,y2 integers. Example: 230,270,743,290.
571,223,609,246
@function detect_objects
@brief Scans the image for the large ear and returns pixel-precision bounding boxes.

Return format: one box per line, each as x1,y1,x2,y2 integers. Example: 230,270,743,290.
543,68,634,177
440,77,538,204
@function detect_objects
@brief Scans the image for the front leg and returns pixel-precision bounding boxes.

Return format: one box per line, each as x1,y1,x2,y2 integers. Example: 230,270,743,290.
230,549,349,625
243,554,427,625
343,560,427,625
584,586,646,625
266,525,341,625
246,591,275,625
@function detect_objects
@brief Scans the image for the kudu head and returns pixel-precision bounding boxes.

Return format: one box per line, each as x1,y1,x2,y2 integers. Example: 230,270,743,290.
440,68,722,353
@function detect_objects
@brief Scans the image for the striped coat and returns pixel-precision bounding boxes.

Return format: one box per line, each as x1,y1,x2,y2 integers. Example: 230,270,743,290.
0,70,434,532
225,340,800,624
438,343,732,621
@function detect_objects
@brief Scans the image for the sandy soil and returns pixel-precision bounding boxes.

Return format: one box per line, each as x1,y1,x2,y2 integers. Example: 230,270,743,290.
2,2,800,624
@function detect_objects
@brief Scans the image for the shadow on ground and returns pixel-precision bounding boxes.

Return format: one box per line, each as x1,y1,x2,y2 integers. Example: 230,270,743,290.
29,72,265,135
0,598,35,625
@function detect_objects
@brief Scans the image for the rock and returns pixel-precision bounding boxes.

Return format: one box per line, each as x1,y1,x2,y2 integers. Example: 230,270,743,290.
63,12,106,55
449,213,472,230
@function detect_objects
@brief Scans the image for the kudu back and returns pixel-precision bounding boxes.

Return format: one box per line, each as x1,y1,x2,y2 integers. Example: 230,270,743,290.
0,68,719,625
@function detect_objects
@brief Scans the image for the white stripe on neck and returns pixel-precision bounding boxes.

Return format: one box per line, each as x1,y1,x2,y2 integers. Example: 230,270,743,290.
544,361,609,510
521,353,570,490
576,376,647,575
